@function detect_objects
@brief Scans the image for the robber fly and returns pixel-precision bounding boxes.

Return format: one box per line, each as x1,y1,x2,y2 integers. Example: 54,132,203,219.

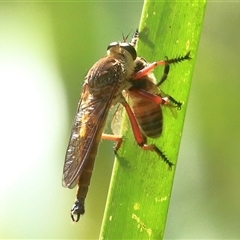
63,29,190,222
62,39,136,221
127,52,190,154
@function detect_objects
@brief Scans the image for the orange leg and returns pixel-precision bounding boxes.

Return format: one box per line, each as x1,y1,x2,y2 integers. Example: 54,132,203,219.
128,88,181,109
132,60,166,80
101,103,173,168
132,52,191,82
128,88,168,105
101,133,122,152
121,100,174,169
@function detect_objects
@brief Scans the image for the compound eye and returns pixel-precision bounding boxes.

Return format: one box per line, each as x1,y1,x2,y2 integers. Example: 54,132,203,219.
107,42,118,51
107,42,137,60
120,42,137,60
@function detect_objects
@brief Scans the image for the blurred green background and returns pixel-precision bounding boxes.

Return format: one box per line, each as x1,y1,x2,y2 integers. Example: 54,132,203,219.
0,1,240,239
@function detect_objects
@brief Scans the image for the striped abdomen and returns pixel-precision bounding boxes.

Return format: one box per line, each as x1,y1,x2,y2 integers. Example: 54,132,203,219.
128,76,163,139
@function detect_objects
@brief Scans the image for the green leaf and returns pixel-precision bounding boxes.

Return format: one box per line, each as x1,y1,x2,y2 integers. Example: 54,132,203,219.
100,1,206,239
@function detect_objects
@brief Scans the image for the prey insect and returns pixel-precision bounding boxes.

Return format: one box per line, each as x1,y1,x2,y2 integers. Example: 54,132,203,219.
126,52,191,167
62,29,190,222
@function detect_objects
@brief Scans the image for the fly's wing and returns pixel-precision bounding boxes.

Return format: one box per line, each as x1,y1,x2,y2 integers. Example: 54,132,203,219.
109,103,125,135
110,90,131,135
62,57,122,189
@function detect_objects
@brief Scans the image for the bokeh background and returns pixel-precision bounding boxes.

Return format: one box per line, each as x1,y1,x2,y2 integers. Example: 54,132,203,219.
1,1,240,239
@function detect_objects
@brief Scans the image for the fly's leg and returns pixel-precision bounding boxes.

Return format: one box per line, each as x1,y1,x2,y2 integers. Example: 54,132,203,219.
121,99,174,169
132,51,191,81
129,87,181,110
164,94,182,109
157,52,191,86
132,52,190,110
156,53,191,108
101,133,122,153
157,59,169,86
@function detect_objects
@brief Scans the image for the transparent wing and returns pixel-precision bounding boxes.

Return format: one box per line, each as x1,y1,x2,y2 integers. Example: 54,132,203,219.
62,83,112,188
62,61,123,189
62,53,131,189
109,103,125,135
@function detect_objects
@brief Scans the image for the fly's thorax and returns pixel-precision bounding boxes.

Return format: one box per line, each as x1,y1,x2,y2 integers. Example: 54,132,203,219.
85,58,121,90
85,55,134,92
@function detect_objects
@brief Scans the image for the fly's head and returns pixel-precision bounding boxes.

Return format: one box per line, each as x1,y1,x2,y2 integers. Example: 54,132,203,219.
107,42,137,61
107,42,137,78
106,29,139,78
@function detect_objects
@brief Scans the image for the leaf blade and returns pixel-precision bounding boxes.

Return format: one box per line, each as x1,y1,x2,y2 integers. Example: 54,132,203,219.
100,1,206,239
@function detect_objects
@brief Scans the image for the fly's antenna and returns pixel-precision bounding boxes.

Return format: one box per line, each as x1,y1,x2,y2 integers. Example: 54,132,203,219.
120,28,139,47
121,29,133,43
130,29,139,47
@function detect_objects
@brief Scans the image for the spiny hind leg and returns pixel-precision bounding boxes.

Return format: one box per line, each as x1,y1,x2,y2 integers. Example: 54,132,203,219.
157,51,191,86
156,53,192,107
140,142,174,169
121,99,173,168
132,51,191,81
128,87,182,109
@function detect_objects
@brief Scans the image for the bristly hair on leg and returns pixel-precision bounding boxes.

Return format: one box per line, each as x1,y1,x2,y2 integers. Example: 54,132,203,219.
130,29,139,47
